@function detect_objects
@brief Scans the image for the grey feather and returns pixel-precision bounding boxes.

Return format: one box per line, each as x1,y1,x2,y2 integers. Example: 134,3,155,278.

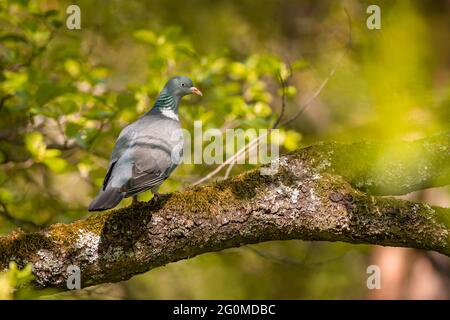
88,187,123,212
88,76,200,212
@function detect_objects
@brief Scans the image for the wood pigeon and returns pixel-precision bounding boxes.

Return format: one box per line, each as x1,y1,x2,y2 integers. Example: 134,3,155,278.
88,76,202,211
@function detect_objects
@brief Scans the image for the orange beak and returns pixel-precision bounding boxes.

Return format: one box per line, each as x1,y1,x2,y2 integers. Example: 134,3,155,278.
190,87,203,96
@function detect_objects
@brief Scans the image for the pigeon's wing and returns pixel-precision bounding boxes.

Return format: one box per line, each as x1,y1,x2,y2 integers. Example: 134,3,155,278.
119,118,183,197
102,124,137,190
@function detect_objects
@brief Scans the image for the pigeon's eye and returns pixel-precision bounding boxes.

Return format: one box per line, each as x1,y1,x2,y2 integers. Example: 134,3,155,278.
181,83,185,87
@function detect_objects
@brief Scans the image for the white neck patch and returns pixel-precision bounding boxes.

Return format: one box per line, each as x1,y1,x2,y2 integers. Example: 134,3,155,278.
160,108,179,121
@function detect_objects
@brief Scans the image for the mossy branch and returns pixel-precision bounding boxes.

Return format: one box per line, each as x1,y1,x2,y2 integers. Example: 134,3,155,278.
0,134,449,289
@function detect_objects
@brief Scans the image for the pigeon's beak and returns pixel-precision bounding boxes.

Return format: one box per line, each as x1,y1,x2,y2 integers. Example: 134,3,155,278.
190,87,203,96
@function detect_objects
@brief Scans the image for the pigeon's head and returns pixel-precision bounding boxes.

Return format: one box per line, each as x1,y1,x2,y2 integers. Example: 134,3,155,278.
164,76,203,98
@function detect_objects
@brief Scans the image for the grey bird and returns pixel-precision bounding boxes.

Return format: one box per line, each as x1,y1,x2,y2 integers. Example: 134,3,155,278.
88,76,202,211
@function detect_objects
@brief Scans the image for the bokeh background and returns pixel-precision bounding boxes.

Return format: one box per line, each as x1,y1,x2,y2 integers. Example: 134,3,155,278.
0,0,449,299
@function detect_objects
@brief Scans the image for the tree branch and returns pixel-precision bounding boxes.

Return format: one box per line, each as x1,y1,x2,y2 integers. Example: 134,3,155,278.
0,134,449,289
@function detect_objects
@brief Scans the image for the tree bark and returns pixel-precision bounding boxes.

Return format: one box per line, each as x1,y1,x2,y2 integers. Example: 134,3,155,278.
0,133,449,289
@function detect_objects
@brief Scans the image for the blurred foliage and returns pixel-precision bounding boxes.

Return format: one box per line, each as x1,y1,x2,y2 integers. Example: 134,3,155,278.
0,262,33,299
0,0,449,299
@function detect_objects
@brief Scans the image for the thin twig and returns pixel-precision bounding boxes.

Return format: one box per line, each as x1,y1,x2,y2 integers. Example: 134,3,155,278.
191,132,267,186
272,66,293,129
223,158,235,180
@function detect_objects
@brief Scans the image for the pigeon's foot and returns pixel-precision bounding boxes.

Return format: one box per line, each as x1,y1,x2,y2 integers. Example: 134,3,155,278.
132,195,140,205
153,192,169,201
151,192,171,203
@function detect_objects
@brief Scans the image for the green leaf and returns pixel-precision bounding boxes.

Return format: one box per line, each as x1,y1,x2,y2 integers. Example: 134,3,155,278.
75,133,88,149
163,26,182,41
282,130,302,151
117,92,136,109
229,62,247,79
75,127,100,148
84,109,114,120
254,102,272,117
2,262,35,290
36,83,64,105
60,99,79,114
291,59,309,71
0,170,6,185
30,30,50,47
133,30,157,45
65,122,83,137
25,131,46,160
254,55,281,75
43,157,68,173
1,71,28,95
90,67,109,80
0,188,13,203
44,149,62,158
64,59,80,77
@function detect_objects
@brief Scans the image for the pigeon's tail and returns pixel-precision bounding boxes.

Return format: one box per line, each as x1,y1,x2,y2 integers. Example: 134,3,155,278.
88,188,123,212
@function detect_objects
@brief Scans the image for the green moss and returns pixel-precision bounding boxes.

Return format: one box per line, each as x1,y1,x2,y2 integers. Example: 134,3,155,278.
143,167,275,216
432,206,450,231
217,169,273,199
0,230,53,268
167,185,235,216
